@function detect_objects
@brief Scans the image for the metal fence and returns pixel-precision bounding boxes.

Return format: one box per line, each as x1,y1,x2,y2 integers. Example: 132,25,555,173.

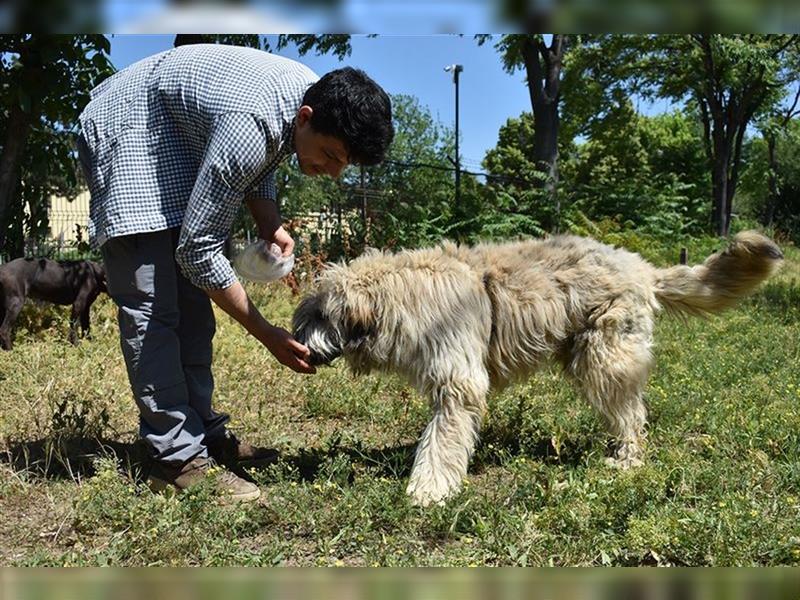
3,192,349,264
0,191,96,264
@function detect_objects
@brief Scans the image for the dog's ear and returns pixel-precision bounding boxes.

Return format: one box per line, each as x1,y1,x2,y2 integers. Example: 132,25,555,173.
342,287,375,345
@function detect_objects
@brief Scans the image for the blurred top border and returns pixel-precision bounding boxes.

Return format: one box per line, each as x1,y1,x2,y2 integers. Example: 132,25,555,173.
3,0,800,34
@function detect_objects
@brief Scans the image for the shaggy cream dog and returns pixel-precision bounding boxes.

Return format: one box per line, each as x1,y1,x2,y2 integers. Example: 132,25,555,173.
292,232,782,506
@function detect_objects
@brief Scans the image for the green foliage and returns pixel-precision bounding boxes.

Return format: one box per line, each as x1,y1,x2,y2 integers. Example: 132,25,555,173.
0,35,114,259
448,185,548,243
564,35,798,236
275,35,355,60
480,113,557,234
484,105,712,238
739,119,800,242
260,94,457,259
354,94,455,250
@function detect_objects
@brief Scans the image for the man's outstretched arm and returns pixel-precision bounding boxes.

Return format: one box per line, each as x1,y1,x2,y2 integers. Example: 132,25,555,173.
206,281,315,374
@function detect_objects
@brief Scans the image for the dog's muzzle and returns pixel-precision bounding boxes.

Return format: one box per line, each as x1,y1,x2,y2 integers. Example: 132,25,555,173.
308,347,342,366
294,324,342,366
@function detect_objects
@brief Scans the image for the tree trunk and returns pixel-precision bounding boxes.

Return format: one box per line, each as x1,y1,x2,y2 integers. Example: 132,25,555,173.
521,35,564,227
764,133,779,227
710,125,730,237
0,38,44,258
711,159,729,237
0,103,33,257
532,96,559,196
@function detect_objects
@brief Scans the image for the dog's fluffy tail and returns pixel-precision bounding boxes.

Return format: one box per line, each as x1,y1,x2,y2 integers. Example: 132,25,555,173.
654,231,783,317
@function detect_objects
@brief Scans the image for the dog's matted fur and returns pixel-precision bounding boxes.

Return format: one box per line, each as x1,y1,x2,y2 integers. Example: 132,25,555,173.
293,232,782,506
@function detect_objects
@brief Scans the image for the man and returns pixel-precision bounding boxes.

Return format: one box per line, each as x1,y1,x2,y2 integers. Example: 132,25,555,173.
77,43,394,502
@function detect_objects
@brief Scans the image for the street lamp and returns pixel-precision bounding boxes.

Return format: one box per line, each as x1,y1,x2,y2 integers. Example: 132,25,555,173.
444,64,463,208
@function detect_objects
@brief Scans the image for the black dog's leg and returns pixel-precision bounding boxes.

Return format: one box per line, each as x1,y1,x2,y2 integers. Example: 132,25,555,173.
0,296,25,351
70,282,99,343
78,289,100,340
68,300,82,345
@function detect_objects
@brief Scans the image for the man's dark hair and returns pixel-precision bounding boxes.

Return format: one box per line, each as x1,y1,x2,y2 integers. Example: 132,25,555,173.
302,67,394,166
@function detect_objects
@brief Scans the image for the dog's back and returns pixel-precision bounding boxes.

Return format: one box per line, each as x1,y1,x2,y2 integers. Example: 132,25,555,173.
446,236,658,384
28,259,92,305
0,258,43,298
445,233,780,384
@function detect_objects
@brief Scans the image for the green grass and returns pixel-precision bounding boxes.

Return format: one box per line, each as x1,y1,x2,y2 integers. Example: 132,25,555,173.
1,235,799,566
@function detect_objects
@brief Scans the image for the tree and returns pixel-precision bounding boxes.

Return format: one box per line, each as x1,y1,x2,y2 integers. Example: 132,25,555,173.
481,112,557,231
571,35,798,236
760,93,800,227
755,41,800,227
566,106,710,236
0,35,113,258
689,35,797,236
357,94,455,250
477,34,569,210
739,119,800,240
484,100,713,237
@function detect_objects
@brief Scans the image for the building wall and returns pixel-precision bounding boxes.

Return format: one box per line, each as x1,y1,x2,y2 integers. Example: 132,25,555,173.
48,190,91,243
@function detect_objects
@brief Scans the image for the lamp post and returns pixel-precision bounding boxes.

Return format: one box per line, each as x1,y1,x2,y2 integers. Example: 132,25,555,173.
444,64,463,208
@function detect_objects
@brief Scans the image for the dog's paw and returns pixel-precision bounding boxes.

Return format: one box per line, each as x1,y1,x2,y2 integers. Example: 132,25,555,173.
604,440,644,470
406,479,457,507
604,456,644,470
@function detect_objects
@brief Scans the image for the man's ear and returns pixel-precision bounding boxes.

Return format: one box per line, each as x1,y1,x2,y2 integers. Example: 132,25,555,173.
296,105,313,126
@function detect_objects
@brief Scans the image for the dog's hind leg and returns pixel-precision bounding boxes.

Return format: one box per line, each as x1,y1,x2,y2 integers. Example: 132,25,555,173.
406,371,489,507
568,303,654,469
69,283,97,344
76,288,100,341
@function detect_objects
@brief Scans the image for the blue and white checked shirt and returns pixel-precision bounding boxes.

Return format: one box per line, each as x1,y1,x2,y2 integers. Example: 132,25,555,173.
78,44,319,289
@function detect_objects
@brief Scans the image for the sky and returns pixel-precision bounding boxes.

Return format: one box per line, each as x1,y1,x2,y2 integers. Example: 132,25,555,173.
105,34,537,171
105,34,680,171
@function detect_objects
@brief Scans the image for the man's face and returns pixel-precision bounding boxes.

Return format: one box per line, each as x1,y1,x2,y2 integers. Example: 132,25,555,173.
293,105,349,178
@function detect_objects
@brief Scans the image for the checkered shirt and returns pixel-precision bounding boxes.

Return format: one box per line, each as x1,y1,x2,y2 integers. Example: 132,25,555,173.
78,44,318,289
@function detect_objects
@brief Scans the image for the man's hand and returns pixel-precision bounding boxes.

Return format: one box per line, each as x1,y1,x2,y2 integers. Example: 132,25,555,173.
245,196,295,257
271,225,295,257
262,324,315,373
206,281,316,374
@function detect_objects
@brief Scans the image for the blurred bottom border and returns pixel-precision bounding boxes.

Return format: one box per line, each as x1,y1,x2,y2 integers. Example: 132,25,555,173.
1,568,799,600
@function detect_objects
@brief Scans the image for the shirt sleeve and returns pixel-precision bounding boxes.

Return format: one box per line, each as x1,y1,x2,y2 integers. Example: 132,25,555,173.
250,171,278,202
175,112,278,289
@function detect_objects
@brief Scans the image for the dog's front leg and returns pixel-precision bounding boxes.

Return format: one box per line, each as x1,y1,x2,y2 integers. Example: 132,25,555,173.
406,377,488,507
0,295,25,351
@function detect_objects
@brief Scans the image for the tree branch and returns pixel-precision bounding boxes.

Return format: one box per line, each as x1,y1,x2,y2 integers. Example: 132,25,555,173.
522,35,546,108
770,34,797,59
782,84,800,125
698,97,714,166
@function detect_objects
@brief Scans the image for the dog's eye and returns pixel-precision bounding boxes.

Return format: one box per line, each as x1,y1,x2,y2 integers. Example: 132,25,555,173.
315,310,325,320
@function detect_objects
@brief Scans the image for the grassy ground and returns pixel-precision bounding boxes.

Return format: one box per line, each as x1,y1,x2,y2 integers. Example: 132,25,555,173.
1,233,799,566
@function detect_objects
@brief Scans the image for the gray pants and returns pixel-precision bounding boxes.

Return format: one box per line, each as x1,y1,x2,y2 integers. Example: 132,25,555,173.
101,228,229,464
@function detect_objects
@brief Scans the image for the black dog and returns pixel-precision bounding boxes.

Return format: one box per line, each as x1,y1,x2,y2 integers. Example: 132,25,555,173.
0,258,107,350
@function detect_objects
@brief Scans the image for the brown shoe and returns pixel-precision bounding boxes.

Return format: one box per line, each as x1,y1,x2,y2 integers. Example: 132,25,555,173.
148,457,261,503
206,432,278,469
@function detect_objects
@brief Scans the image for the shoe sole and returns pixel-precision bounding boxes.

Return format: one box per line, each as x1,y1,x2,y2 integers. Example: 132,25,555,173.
148,476,261,503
